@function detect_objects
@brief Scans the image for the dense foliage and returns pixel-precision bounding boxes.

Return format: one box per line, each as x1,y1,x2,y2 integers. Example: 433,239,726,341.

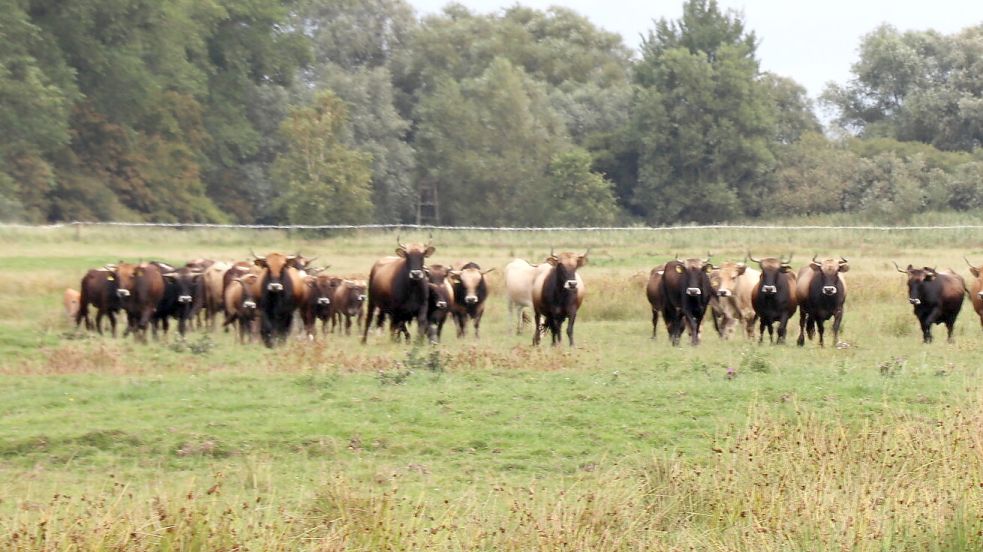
0,0,980,224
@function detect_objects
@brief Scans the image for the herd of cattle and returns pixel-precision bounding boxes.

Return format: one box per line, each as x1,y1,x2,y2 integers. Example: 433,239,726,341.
62,237,983,348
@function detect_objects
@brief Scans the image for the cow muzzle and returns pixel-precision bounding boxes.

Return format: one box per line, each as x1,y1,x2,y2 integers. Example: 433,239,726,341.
267,282,283,292
465,295,478,304
317,297,331,306
909,298,921,305
436,300,447,309
357,294,367,301
761,285,777,294
717,289,732,297
564,280,578,290
409,270,424,280
822,286,837,296
686,287,702,296
178,295,193,303
978,292,983,299
116,289,131,298
243,300,256,309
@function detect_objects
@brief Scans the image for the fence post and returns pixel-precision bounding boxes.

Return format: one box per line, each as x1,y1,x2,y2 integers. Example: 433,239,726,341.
73,221,81,241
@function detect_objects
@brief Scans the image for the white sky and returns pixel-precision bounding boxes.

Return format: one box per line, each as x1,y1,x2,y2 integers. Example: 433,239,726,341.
409,0,983,101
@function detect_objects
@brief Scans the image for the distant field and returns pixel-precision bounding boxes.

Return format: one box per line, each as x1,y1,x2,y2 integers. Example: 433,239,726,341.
1,223,982,550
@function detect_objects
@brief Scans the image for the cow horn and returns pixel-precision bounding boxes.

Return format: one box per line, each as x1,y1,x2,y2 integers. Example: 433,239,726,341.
583,248,591,257
812,254,819,264
892,261,907,273
426,232,433,247
306,256,317,265
396,234,407,250
965,257,976,268
705,251,713,263
747,252,760,264
249,248,266,261
550,247,555,257
839,257,848,264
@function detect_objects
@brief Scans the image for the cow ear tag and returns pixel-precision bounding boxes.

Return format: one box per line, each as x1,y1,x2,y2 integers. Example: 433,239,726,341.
107,275,114,281
675,265,684,274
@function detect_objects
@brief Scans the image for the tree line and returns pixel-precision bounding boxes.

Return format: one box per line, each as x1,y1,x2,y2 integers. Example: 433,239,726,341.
1,0,981,225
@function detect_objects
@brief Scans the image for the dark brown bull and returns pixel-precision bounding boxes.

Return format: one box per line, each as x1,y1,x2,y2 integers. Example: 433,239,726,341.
362,237,435,344
966,258,983,330
796,256,849,347
223,274,260,343
114,262,166,342
424,264,455,343
660,256,713,346
645,267,665,339
155,267,203,337
330,280,367,336
253,251,306,347
450,262,493,338
76,268,121,336
895,262,965,343
532,250,587,346
749,254,798,344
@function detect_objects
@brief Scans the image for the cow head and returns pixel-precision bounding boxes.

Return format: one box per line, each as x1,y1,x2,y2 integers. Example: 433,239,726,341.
749,253,793,295
547,249,588,290
451,262,494,305
310,275,341,308
810,255,849,296
253,250,296,294
237,275,260,310
112,262,140,300
711,261,748,298
396,235,435,281
343,280,368,315
163,268,202,304
965,258,983,298
896,262,936,305
672,255,713,297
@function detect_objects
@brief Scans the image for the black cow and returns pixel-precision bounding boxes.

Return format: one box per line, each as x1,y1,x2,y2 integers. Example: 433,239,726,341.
532,250,587,346
254,251,305,348
660,256,713,346
362,236,434,344
895,263,965,343
796,256,849,347
749,254,798,344
155,267,203,337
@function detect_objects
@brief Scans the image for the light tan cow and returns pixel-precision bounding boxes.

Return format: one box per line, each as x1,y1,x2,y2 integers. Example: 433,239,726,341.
63,288,81,322
965,257,983,330
503,258,552,334
201,261,230,330
709,261,760,339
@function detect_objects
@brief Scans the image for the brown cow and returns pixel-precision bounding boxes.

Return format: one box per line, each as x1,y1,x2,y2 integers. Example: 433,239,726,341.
532,250,587,346
965,258,983,330
895,262,965,343
449,262,493,338
362,237,435,344
660,256,714,346
223,274,260,343
201,261,230,330
330,279,367,336
749,254,798,344
76,268,121,336
424,264,455,343
709,261,760,339
253,251,306,347
795,256,849,347
114,262,165,342
645,267,665,339
63,288,81,322
301,274,342,339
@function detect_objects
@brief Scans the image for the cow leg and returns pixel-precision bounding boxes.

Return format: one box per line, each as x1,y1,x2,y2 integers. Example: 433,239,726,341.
688,314,701,346
473,309,483,339
551,316,562,346
921,307,943,344
361,299,376,344
945,314,956,343
758,319,766,344
566,312,577,347
831,310,843,345
454,312,466,338
797,311,807,347
777,313,790,344
532,311,542,346
816,318,827,347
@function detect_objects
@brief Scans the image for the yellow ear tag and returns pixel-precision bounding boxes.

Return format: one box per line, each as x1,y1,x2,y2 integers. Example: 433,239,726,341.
675,265,684,273
107,275,115,281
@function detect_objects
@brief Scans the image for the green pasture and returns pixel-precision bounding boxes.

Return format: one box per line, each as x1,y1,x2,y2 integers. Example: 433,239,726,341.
0,223,982,550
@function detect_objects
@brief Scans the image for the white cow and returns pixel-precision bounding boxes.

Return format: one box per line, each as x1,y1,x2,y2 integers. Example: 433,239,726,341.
503,258,552,334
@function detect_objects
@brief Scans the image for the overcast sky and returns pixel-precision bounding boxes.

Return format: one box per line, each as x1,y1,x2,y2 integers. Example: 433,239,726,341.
409,0,983,101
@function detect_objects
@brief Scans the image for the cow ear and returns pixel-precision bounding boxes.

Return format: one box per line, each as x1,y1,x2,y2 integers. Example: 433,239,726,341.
924,272,935,281
546,257,559,266
577,255,587,267
736,265,747,275
810,262,821,271
135,267,144,276
395,248,407,258
424,246,436,257
703,264,712,273
970,266,980,277
254,258,267,267
838,263,850,273
779,265,792,273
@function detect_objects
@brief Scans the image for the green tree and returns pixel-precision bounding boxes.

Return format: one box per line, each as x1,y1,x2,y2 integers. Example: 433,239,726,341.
272,92,374,224
541,150,620,226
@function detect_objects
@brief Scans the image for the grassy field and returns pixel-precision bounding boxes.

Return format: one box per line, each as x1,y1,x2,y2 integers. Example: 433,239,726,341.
1,223,983,550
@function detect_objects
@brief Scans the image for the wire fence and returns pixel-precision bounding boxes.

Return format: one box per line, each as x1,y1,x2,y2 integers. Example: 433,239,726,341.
3,221,983,232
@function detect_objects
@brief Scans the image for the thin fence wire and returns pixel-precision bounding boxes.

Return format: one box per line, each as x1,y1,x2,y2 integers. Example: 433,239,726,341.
2,221,983,232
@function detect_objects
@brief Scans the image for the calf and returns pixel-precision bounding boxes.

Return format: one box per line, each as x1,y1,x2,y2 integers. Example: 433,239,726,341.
532,250,587,346
301,274,342,338
63,288,81,323
749,254,798,344
796,256,848,347
424,265,455,343
330,280,367,336
223,274,260,343
450,262,493,338
645,267,665,339
895,263,965,343
966,258,983,331
76,268,121,336
660,256,713,346
709,261,759,339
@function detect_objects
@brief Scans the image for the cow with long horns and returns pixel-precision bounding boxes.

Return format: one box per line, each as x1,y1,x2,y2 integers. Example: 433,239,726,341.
749,253,798,344
966,258,983,331
660,255,714,346
253,250,306,347
895,262,965,343
532,249,587,346
795,256,849,347
362,236,435,344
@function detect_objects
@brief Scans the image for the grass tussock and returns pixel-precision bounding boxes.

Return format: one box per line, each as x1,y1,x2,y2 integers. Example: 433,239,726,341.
4,400,980,551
